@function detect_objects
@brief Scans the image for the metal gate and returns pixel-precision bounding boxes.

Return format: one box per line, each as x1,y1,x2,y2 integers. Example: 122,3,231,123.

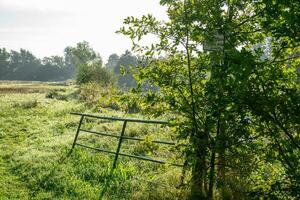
70,112,183,169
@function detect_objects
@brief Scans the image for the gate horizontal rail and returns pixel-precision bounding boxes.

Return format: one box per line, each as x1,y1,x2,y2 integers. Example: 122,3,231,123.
70,112,183,168
80,129,176,145
71,112,169,124
76,143,183,167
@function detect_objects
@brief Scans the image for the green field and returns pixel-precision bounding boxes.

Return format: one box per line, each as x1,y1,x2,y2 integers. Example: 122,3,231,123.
0,81,186,200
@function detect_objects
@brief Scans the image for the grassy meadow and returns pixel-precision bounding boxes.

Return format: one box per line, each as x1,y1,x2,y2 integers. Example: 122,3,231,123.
0,81,187,200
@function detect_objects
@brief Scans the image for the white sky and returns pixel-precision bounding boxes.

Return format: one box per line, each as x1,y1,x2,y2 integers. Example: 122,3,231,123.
0,0,167,62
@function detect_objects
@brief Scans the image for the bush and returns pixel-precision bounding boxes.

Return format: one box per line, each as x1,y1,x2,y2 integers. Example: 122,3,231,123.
132,136,159,156
78,82,121,109
13,99,38,109
78,82,102,106
119,93,141,113
45,90,69,101
45,90,59,99
76,63,115,86
78,82,142,113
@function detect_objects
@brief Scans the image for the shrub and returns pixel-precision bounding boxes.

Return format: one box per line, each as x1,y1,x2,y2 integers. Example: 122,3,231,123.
78,82,121,109
78,82,102,107
45,90,69,101
76,63,116,86
132,136,159,156
45,90,59,99
119,92,140,113
13,99,38,109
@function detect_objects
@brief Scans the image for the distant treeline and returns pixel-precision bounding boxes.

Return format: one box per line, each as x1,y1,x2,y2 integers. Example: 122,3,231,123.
0,41,138,88
0,48,75,81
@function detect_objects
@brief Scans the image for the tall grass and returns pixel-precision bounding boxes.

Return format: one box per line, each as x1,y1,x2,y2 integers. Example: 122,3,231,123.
0,81,188,200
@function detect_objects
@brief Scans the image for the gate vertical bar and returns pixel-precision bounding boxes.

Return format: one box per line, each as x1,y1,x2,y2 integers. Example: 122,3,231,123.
112,120,127,169
71,115,84,150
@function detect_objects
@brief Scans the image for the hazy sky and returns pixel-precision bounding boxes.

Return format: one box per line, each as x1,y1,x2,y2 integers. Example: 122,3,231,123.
0,0,167,62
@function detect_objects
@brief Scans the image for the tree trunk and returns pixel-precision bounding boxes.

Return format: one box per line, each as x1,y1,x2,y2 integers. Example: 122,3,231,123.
190,150,207,200
190,126,209,200
218,122,226,199
208,147,216,199
208,112,220,199
218,150,226,199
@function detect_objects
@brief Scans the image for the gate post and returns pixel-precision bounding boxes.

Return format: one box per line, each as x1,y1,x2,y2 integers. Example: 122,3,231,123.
71,115,84,151
112,120,127,169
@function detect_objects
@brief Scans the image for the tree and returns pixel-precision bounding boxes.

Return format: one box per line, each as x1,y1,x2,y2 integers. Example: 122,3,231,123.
0,47,75,81
114,50,138,89
106,53,120,70
8,49,41,80
0,48,10,79
119,0,299,199
38,56,66,81
65,41,113,85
